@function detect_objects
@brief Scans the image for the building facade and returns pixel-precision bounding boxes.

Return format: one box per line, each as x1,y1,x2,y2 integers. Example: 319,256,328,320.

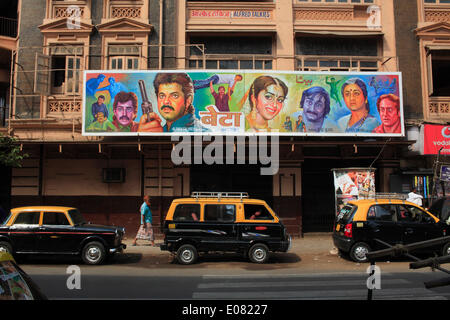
5,0,448,236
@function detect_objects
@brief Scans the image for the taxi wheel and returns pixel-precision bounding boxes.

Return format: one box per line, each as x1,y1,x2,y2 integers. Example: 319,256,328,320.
82,241,106,265
0,241,12,254
350,242,370,263
442,243,450,256
248,243,269,264
176,244,198,265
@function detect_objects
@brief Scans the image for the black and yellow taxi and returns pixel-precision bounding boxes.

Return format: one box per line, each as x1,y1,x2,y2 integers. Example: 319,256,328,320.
333,197,449,263
0,206,126,265
160,192,291,264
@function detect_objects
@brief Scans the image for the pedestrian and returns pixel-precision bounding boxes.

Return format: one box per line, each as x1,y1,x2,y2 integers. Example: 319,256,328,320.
407,187,423,207
132,196,155,246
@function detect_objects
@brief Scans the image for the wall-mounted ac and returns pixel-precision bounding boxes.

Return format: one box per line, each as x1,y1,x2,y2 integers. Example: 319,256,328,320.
102,168,126,183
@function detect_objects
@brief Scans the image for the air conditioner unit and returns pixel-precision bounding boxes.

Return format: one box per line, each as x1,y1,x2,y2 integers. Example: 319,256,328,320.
102,168,126,183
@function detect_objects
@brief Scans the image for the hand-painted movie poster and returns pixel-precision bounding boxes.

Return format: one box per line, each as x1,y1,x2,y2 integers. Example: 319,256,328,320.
82,70,403,136
332,168,376,216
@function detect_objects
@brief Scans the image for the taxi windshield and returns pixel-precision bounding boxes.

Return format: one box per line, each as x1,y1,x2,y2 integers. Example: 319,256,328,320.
67,209,86,225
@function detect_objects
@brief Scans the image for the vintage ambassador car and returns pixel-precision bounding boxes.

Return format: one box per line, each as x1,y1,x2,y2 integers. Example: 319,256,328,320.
0,206,126,265
160,192,291,264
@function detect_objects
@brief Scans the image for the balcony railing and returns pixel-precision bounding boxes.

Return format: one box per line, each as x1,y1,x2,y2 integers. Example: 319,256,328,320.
428,96,450,118
0,17,17,38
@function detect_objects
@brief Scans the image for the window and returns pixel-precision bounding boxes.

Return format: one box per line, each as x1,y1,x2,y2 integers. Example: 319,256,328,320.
336,205,357,223
68,209,85,225
424,0,450,4
42,212,70,225
367,205,397,222
50,45,83,95
427,50,450,97
173,204,201,222
244,204,274,221
397,205,434,223
204,204,235,222
108,45,141,70
297,0,374,3
296,37,379,71
189,36,273,70
13,212,40,225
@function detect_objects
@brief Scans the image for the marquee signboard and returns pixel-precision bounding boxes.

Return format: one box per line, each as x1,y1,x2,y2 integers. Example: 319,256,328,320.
82,70,403,136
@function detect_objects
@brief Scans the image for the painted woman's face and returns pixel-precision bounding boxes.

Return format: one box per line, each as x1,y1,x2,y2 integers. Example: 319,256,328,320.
343,83,366,112
254,84,286,121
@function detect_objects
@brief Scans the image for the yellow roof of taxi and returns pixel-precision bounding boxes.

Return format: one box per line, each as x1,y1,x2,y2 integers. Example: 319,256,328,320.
347,198,412,205
172,198,265,203
11,206,76,212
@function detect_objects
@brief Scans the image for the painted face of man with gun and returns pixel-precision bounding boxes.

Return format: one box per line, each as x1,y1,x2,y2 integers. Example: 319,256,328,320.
138,73,205,132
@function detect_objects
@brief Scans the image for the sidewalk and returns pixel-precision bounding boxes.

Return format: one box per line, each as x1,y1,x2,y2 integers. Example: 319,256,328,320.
122,232,335,256
118,232,412,273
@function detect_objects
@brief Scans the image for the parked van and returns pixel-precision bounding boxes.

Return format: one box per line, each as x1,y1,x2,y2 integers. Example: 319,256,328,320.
160,192,291,264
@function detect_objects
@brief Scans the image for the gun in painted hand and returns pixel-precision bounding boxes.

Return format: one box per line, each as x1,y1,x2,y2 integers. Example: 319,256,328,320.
138,80,153,122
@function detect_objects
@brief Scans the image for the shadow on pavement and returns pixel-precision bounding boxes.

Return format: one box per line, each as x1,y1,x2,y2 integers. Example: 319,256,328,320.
15,253,144,266
162,252,302,269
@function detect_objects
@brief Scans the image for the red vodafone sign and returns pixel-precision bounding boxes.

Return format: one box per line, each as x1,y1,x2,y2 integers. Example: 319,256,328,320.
423,124,450,155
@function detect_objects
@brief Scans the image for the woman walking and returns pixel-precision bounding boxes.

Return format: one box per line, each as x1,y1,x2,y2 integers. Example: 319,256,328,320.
132,196,155,246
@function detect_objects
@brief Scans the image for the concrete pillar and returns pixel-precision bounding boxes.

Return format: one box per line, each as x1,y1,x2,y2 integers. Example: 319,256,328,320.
275,0,295,71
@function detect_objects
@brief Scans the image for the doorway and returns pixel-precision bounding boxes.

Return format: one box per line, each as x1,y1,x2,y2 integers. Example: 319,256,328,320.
190,164,273,205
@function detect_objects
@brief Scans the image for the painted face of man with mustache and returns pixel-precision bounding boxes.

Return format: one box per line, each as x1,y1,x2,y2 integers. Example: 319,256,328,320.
303,94,326,123
114,100,135,127
157,83,192,123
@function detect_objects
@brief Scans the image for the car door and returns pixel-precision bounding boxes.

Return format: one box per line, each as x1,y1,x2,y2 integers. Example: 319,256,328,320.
200,204,238,251
241,204,281,246
38,211,75,253
397,204,443,245
9,211,41,253
365,204,403,248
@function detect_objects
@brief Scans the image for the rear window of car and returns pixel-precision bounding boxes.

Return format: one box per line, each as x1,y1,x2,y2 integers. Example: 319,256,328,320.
336,205,357,223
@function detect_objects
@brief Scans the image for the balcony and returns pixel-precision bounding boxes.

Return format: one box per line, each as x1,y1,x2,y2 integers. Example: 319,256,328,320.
0,17,17,38
428,96,450,120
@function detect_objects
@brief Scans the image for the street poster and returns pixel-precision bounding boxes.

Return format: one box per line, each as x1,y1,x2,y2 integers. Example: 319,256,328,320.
332,168,376,216
0,261,33,300
440,165,450,182
82,70,403,136
423,124,450,155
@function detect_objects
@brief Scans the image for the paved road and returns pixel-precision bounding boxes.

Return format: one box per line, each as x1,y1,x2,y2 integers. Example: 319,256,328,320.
17,234,450,301
22,269,450,300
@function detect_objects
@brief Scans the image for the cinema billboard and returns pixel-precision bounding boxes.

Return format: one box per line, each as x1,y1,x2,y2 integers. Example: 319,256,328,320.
82,70,403,136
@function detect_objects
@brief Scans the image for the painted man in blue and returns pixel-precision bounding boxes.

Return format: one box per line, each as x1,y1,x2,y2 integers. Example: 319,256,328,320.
96,77,128,100
132,196,155,246
86,74,105,96
137,72,209,133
